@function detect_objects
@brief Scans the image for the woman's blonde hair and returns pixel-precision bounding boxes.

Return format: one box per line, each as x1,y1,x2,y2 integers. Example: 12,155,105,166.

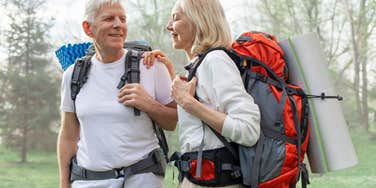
177,0,232,54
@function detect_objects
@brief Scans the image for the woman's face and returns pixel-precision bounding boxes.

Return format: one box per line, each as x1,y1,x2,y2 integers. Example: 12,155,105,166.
85,3,127,51
166,4,195,52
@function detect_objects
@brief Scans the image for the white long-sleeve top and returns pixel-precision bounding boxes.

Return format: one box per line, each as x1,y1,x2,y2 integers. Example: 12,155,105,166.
178,50,261,154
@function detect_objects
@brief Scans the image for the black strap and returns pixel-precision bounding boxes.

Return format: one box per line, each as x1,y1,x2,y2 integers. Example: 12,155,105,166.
152,121,169,162
71,56,91,101
70,148,165,182
116,50,132,89
301,96,310,142
205,123,238,161
128,50,142,116
262,126,298,145
289,95,307,188
186,47,226,82
301,163,310,188
116,50,142,116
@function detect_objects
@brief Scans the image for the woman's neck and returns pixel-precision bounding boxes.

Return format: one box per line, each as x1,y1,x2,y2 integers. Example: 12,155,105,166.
185,49,196,61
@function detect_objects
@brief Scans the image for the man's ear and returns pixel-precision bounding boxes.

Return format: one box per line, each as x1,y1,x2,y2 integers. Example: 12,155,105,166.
82,21,93,37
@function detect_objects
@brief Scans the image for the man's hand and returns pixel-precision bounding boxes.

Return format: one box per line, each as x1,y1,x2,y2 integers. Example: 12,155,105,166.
118,83,156,112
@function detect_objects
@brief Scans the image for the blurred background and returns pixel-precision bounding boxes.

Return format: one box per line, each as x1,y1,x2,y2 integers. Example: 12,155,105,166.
0,0,375,187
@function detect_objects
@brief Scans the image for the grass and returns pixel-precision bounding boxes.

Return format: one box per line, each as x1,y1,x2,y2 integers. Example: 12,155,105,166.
302,128,376,188
0,129,375,188
0,148,59,188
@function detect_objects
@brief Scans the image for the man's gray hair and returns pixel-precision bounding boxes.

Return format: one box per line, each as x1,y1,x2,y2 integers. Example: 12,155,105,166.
84,0,125,23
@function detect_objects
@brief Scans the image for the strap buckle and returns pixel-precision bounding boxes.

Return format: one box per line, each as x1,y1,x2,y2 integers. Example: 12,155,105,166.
231,168,241,179
80,168,87,179
151,149,162,164
176,160,191,172
114,167,125,178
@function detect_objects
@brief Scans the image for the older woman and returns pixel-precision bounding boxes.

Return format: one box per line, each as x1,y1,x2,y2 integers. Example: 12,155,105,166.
144,0,260,187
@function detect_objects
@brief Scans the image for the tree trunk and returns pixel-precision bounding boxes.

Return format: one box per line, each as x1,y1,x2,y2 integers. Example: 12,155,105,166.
350,24,363,123
361,57,369,131
21,124,28,163
358,0,369,131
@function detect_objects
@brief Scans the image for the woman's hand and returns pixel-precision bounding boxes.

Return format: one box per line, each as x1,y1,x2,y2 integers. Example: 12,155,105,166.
143,50,175,79
171,75,197,111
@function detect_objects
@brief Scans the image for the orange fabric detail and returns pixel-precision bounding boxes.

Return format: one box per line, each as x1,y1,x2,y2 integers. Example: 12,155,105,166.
232,32,287,80
258,168,299,188
188,159,216,181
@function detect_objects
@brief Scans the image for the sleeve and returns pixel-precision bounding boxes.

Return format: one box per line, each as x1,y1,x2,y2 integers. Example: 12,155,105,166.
153,61,174,105
60,65,75,112
202,51,261,147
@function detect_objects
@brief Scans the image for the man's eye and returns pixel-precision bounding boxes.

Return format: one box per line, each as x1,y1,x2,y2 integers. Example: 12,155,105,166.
104,17,113,21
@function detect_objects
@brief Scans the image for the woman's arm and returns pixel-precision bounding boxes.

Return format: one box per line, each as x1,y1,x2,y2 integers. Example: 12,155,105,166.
143,50,175,80
172,51,261,146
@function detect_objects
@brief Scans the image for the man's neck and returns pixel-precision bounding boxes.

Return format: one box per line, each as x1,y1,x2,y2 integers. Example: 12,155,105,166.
95,46,124,64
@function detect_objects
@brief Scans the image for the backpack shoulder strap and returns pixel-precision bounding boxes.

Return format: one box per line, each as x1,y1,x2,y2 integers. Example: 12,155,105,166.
127,49,141,116
117,44,170,162
187,47,227,81
186,47,239,160
71,56,92,102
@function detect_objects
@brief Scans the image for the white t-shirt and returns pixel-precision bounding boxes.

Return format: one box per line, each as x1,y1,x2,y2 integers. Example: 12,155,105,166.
60,49,173,171
178,50,261,154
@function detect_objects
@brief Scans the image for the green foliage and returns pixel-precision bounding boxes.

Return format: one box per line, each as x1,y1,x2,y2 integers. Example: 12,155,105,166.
0,0,59,162
126,0,186,73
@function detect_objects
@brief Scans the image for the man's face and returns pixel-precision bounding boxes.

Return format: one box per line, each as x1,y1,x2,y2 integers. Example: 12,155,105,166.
89,3,127,51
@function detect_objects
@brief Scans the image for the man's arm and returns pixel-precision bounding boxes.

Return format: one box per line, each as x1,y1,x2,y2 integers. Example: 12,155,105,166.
57,112,80,188
144,100,177,131
117,83,177,131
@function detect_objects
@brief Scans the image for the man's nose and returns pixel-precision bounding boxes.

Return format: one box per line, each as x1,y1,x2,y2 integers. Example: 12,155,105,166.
113,17,122,28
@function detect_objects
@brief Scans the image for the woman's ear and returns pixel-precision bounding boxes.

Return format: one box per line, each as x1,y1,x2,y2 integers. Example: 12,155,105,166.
82,21,93,37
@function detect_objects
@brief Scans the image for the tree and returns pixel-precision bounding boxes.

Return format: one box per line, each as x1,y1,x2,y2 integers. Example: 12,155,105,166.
126,0,186,73
344,0,376,131
0,0,59,162
245,0,376,132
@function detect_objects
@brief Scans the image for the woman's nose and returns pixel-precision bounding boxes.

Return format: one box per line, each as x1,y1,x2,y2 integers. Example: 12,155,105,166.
166,20,173,31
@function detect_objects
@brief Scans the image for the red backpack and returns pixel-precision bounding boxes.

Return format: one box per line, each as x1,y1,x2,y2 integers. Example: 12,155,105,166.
232,31,310,188
183,31,310,188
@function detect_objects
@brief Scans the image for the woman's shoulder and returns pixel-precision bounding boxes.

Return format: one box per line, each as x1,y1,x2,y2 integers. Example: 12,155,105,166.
201,49,235,68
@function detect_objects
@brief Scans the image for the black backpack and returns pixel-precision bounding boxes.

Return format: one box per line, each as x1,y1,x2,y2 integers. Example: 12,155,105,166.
70,41,169,161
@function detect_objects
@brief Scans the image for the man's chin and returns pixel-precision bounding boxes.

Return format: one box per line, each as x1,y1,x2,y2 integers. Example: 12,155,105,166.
107,43,124,50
